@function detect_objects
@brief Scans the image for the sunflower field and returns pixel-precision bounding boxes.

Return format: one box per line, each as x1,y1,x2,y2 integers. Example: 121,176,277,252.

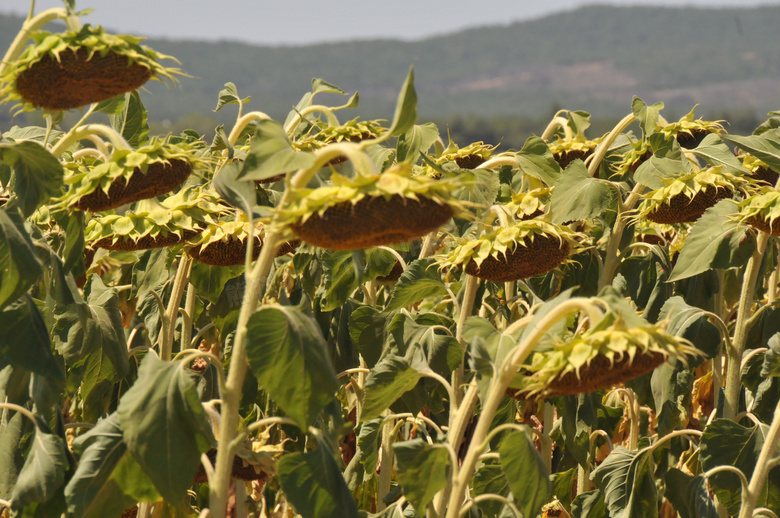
3,3,780,518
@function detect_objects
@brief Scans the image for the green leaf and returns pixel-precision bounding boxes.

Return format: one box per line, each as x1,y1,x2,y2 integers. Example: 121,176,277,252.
567,110,592,135
2,126,64,145
213,160,257,216
634,155,691,190
700,419,780,515
0,409,25,499
668,200,756,282
0,141,63,218
320,249,396,312
189,261,243,305
385,258,447,311
632,97,664,137
515,136,561,186
311,78,346,96
387,67,418,138
237,119,316,182
590,446,658,518
664,468,718,518
357,419,382,476
550,160,617,223
349,305,392,368
64,413,136,518
0,208,43,310
0,296,64,382
10,418,68,510
117,355,213,503
110,453,161,504
690,133,745,175
723,131,780,174
108,91,149,148
571,490,608,518
472,460,510,517
214,82,251,112
499,431,551,518
245,305,339,429
393,439,451,513
277,446,359,518
360,355,421,421
658,296,722,358
451,169,500,207
396,123,439,164
761,333,780,377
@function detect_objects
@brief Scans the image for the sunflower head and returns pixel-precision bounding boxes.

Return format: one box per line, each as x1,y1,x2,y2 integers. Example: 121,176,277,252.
740,154,779,188
61,137,208,212
439,218,582,282
736,189,780,236
658,107,725,149
611,139,653,179
295,118,386,150
1,25,183,112
435,140,499,170
635,167,747,225
85,188,225,251
548,133,603,169
511,313,701,400
277,163,466,250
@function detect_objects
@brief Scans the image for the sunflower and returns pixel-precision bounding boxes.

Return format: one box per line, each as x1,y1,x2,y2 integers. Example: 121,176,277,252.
278,164,462,251
440,219,580,282
737,189,780,236
0,25,181,111
657,108,725,149
509,315,701,401
635,167,746,225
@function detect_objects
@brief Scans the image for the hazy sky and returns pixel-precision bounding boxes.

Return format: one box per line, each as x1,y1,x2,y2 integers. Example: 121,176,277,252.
3,0,780,45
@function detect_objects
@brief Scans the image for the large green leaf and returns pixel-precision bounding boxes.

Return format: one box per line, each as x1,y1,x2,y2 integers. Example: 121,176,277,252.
0,140,63,218
108,91,149,147
550,160,617,223
360,355,421,422
499,431,550,518
10,417,68,510
0,208,43,310
590,446,658,518
514,136,561,186
0,296,64,382
349,305,393,368
64,413,136,518
385,258,448,311
634,155,691,189
664,468,718,518
724,131,780,174
386,67,418,138
237,119,316,182
393,439,451,513
631,97,664,137
657,296,721,357
668,200,756,282
245,305,339,429
396,123,439,164
0,409,25,499
761,333,780,377
472,460,510,517
278,446,359,518
320,249,396,312
700,419,780,515
690,133,745,175
572,489,607,518
117,355,213,503
213,160,259,216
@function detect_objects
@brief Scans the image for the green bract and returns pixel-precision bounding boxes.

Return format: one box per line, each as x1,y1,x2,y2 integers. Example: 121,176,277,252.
0,25,182,112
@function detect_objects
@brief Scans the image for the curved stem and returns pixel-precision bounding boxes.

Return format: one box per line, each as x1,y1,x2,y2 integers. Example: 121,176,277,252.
541,115,573,142
476,155,518,171
377,245,407,271
459,495,521,518
190,323,215,349
284,104,339,135
724,232,770,421
0,8,69,78
587,113,637,178
739,399,780,518
0,403,39,428
598,182,646,290
50,124,131,158
227,111,271,146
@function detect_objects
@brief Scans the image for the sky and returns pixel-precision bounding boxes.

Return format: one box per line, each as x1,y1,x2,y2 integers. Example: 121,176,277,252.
2,0,780,46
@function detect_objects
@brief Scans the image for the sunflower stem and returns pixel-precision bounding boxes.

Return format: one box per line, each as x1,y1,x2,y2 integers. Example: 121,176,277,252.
444,298,603,518
0,8,69,78
160,256,192,362
724,231,769,421
181,283,197,351
50,123,131,158
208,144,372,518
284,104,340,135
541,115,573,142
228,111,271,146
598,183,645,290
586,113,637,178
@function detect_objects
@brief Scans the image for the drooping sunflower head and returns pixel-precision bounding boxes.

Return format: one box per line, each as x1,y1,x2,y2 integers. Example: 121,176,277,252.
740,154,779,188
435,140,499,171
736,189,780,236
85,188,225,251
611,139,653,179
438,218,582,282
657,107,725,149
277,163,465,250
510,314,701,401
61,137,209,212
548,133,604,169
635,167,747,225
295,119,386,151
0,25,183,112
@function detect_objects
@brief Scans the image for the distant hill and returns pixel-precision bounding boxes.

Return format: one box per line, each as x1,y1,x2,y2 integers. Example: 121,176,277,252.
2,5,779,135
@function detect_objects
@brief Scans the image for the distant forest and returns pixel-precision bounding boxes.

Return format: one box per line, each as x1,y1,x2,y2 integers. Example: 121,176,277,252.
1,4,778,146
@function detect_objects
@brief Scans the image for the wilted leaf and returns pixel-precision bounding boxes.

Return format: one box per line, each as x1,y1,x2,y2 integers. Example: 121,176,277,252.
591,446,658,518
387,67,417,137
0,141,63,218
214,82,251,112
